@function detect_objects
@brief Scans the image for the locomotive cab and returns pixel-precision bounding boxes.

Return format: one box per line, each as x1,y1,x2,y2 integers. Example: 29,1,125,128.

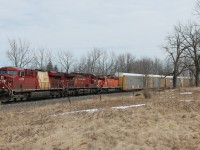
0,67,25,95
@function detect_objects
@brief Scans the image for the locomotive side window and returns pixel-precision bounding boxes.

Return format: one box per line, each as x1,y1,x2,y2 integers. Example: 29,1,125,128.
0,70,17,75
0,70,6,74
19,71,25,77
7,71,17,75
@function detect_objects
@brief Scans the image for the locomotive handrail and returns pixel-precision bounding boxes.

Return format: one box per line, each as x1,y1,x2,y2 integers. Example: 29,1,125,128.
3,82,13,96
60,81,66,89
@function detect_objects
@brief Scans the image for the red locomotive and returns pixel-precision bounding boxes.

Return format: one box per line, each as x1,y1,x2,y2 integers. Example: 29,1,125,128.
0,67,120,102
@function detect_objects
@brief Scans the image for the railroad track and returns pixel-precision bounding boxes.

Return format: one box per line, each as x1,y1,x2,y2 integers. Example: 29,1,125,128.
0,91,141,110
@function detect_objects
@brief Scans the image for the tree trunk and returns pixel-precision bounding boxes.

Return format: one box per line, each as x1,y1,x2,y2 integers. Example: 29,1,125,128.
195,73,199,87
173,75,177,89
195,65,199,87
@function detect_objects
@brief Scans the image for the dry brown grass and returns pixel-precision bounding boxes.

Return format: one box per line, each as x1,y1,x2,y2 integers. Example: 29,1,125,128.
1,88,200,150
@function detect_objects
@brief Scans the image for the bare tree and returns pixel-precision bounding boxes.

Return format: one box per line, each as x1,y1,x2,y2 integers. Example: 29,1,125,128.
164,25,187,88
87,48,102,74
116,53,135,73
195,1,200,15
58,51,74,73
74,49,118,75
163,58,173,75
76,49,104,74
46,57,54,71
6,38,33,68
134,57,154,75
152,57,164,75
74,56,87,73
104,51,118,75
95,50,117,75
33,48,52,70
179,22,200,86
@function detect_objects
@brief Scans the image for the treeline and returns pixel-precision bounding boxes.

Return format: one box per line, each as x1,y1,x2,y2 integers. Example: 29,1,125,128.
5,38,168,76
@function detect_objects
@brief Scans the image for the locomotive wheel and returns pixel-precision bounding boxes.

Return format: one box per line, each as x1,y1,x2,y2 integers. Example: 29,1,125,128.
21,96,27,101
63,92,67,97
56,93,61,98
75,90,79,95
63,91,68,97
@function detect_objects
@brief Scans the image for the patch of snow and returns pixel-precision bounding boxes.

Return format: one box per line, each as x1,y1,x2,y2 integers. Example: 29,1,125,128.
52,104,145,117
52,109,99,116
179,92,193,95
180,100,192,102
169,97,176,98
112,104,145,109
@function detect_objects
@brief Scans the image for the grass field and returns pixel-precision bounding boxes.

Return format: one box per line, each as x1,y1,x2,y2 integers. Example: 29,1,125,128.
1,87,200,150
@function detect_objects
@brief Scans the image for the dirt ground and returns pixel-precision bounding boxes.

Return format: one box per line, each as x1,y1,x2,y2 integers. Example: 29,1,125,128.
1,88,200,150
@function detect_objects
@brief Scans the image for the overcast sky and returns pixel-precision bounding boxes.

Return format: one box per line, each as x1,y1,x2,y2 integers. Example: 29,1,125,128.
0,0,198,67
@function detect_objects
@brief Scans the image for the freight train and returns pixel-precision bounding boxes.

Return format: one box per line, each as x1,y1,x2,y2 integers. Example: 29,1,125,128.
0,67,192,103
116,73,192,91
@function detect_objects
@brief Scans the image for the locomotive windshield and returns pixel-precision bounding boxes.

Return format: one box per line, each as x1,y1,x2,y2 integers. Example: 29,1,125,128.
0,70,6,74
0,70,17,75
